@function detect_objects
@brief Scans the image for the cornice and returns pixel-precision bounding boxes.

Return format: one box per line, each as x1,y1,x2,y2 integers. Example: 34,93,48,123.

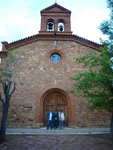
41,3,71,13
4,34,101,51
0,51,7,58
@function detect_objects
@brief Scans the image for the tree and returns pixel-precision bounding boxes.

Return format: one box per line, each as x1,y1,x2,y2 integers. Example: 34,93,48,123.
69,0,113,137
0,50,17,143
99,0,113,53
99,0,113,137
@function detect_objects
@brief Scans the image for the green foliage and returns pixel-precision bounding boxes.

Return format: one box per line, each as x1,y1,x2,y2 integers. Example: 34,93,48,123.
0,49,17,142
70,45,113,112
100,20,111,35
100,0,113,41
69,0,113,113
107,0,113,8
0,50,16,86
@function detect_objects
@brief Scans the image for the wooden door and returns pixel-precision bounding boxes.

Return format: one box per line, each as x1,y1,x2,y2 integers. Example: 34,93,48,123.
43,92,68,126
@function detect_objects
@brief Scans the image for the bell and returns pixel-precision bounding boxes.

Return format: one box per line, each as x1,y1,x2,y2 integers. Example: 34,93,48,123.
48,22,53,31
58,25,64,32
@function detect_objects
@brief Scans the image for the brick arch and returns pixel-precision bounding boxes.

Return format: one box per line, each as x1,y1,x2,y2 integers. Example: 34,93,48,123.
57,19,65,24
35,84,76,127
46,18,55,23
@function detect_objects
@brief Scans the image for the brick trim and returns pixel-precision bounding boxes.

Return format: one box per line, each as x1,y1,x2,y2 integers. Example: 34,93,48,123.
45,48,66,67
35,84,76,126
0,34,101,52
0,51,7,58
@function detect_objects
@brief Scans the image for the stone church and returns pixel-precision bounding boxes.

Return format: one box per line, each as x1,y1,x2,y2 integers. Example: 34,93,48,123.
0,3,111,128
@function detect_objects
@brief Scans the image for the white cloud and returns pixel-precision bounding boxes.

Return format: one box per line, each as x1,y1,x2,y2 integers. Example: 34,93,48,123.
0,1,40,46
0,22,10,37
0,0,110,49
72,8,109,43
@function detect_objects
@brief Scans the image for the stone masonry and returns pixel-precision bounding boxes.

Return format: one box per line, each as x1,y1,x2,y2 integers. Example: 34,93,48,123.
0,40,111,128
0,3,111,129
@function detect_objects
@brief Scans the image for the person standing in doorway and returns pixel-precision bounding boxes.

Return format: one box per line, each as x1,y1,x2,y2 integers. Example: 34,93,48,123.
53,110,59,130
47,109,53,130
59,110,65,130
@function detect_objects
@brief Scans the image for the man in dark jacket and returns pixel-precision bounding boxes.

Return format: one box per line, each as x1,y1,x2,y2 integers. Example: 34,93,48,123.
53,110,59,130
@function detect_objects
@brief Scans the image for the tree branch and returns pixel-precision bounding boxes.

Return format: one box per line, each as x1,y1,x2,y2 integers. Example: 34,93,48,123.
0,93,4,106
9,82,16,100
12,74,17,83
3,83,7,96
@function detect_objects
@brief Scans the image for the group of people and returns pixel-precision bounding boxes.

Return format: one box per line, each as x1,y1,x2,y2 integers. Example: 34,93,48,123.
47,109,65,130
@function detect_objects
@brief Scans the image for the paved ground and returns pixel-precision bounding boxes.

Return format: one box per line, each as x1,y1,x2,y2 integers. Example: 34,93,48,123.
0,134,113,150
0,128,113,150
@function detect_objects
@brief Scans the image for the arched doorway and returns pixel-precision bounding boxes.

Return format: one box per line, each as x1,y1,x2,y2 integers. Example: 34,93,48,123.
43,91,68,126
35,85,76,128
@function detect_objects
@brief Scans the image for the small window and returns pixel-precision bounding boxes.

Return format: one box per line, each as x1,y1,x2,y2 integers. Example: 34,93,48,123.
47,22,54,31
50,53,61,63
58,22,64,32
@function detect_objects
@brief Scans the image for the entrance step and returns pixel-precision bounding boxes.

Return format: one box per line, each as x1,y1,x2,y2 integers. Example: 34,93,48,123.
6,128,110,135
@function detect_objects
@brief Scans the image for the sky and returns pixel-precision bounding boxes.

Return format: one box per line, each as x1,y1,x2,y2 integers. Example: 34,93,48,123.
0,0,110,50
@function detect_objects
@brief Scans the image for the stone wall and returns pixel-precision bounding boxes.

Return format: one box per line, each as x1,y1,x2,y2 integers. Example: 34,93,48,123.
0,40,111,128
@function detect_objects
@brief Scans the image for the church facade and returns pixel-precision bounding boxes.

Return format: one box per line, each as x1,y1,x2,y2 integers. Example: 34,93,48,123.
0,3,111,128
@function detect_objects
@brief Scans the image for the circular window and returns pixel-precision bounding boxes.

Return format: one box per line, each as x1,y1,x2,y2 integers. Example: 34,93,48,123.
45,48,65,67
50,53,61,63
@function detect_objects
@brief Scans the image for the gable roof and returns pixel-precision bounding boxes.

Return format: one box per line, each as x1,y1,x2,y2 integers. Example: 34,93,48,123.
0,3,101,57
0,33,101,58
41,3,71,13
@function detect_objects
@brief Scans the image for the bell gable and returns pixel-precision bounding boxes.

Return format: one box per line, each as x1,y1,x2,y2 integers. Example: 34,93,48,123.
41,3,71,13
39,3,72,35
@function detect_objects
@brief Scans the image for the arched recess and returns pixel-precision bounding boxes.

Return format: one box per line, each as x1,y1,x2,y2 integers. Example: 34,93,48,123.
35,85,76,127
57,19,65,32
43,90,68,126
46,19,55,31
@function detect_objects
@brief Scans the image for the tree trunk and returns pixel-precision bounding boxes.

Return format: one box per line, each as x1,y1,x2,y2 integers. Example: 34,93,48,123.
0,101,9,143
110,111,113,138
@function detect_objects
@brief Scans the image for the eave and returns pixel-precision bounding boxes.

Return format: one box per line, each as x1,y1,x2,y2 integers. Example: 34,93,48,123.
0,34,101,58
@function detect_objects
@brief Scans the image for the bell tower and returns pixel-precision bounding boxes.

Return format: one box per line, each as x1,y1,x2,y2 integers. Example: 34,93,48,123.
39,3,72,35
